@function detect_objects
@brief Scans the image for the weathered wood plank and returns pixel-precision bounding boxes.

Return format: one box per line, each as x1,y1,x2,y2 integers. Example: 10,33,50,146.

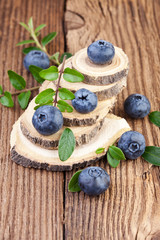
1,0,160,239
0,0,65,239
64,0,160,239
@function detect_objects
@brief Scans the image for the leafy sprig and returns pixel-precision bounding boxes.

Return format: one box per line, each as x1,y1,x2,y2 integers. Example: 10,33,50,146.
96,142,160,167
32,56,84,162
0,18,73,109
2,16,159,166
68,145,160,192
34,55,84,111
0,71,40,108
17,17,72,66
0,39,83,162
68,144,160,193
95,145,125,168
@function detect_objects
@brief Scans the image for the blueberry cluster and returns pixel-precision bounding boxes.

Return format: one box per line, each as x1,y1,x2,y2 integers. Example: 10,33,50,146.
29,40,151,197
118,93,150,159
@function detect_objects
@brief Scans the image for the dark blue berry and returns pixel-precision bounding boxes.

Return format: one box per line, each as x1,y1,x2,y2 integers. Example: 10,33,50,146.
124,94,151,118
78,167,110,196
32,105,63,136
87,40,115,65
23,50,50,71
118,131,146,159
72,88,98,114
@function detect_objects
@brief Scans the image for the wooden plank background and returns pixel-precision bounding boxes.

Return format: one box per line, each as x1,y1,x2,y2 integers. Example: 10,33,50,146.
0,0,160,239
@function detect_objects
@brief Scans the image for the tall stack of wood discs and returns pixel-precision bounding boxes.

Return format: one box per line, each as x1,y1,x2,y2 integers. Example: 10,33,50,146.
10,46,130,171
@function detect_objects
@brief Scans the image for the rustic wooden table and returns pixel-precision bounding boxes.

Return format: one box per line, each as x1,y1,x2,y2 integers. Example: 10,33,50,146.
0,0,160,239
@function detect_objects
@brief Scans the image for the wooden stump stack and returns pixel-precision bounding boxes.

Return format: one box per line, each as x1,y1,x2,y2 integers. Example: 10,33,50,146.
10,46,131,171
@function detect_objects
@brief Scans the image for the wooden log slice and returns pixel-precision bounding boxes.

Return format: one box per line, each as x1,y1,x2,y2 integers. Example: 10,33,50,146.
20,113,105,150
10,114,131,171
25,94,116,127
72,47,129,85
40,59,127,101
51,57,127,101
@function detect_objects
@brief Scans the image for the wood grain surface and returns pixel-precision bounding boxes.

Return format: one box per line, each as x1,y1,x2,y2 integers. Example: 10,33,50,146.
0,0,160,239
0,0,65,239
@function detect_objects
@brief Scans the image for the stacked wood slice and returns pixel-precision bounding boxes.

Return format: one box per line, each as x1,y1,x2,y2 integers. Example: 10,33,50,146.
10,46,130,171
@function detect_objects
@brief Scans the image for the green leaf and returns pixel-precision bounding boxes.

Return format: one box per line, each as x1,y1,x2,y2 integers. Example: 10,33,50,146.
68,170,82,192
35,24,46,33
22,47,41,54
28,17,33,29
60,53,72,63
35,32,40,37
57,104,66,112
50,52,60,61
57,100,73,113
58,88,75,100
63,68,84,83
142,146,160,166
39,66,58,81
50,52,60,64
41,32,57,46
34,101,53,110
0,91,14,107
16,39,36,46
109,146,125,160
19,22,30,31
149,111,160,128
0,85,3,94
8,70,26,90
58,128,76,161
107,152,120,168
29,65,45,84
95,148,105,154
35,88,55,105
18,91,31,109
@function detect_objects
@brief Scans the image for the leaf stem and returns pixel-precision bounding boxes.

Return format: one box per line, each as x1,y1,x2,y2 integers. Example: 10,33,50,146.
29,29,59,66
30,29,43,50
0,86,40,98
54,55,66,107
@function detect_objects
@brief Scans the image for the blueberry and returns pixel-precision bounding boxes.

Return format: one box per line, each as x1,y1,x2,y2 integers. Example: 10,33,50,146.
118,131,146,159
23,50,50,71
124,94,151,118
32,105,63,136
72,88,98,114
78,167,110,196
87,40,115,65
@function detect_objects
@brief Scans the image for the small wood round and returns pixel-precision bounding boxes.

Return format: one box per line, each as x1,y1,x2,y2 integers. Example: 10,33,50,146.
35,85,117,126
20,115,105,150
10,115,130,171
55,57,127,100
71,47,129,86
